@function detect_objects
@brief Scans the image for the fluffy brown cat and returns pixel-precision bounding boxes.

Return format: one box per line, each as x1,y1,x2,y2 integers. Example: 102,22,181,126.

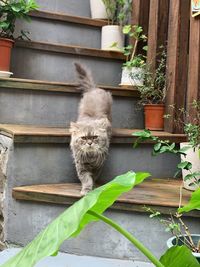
70,63,112,195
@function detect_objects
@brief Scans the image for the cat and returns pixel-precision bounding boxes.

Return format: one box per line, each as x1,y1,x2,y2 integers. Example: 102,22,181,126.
70,63,112,195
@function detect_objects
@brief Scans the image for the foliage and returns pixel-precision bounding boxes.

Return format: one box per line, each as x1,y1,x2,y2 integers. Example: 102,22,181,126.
0,0,38,39
165,100,200,150
133,129,200,188
0,170,199,267
179,187,200,213
122,24,147,68
133,47,167,105
102,0,132,26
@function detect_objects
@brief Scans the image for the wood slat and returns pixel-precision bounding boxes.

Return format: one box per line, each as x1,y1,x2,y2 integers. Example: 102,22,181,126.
0,124,187,144
12,179,198,216
147,0,169,71
0,77,139,98
15,40,125,61
29,10,107,27
165,0,190,133
187,12,200,110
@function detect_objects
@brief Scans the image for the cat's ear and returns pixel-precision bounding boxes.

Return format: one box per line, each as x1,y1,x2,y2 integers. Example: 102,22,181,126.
98,118,111,129
69,122,80,133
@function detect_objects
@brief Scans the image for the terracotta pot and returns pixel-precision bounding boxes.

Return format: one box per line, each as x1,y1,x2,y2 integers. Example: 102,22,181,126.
144,104,165,131
0,38,14,72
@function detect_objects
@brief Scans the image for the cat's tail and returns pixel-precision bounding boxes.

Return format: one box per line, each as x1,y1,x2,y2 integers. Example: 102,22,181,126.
74,62,95,92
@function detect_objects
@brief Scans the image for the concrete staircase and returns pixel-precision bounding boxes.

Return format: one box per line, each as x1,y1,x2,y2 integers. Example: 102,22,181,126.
0,1,199,265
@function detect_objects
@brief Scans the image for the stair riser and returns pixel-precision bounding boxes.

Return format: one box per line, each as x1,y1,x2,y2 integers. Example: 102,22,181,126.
15,18,101,49
5,200,200,261
0,88,143,128
11,48,123,86
6,143,180,187
36,0,91,17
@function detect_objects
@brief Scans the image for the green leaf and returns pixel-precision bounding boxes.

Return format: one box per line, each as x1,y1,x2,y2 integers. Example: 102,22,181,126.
178,187,200,213
0,171,150,267
160,246,200,267
177,161,192,170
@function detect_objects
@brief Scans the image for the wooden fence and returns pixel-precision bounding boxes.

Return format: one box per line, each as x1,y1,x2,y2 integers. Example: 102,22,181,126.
132,0,200,133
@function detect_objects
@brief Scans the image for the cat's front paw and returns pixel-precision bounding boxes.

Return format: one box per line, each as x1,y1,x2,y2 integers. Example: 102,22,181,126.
80,187,92,196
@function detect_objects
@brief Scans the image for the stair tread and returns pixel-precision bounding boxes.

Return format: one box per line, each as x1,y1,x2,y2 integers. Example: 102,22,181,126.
0,77,139,97
15,40,125,60
30,10,107,27
12,179,196,216
0,124,187,144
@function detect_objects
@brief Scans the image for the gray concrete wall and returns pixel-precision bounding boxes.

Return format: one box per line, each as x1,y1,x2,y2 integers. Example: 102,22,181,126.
5,200,200,262
36,0,91,17
0,88,143,129
11,48,123,86
15,18,101,49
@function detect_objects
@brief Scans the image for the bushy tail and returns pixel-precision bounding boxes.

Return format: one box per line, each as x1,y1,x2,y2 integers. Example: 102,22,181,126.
74,62,96,92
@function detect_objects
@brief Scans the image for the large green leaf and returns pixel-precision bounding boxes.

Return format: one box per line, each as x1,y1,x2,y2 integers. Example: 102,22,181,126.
1,171,150,267
160,246,200,267
178,187,200,213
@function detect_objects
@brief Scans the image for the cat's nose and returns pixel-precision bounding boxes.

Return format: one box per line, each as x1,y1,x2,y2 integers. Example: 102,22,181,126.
87,140,92,145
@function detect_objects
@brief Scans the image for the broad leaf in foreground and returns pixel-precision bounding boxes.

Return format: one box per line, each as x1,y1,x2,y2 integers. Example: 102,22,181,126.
1,171,150,267
160,246,200,267
179,187,200,213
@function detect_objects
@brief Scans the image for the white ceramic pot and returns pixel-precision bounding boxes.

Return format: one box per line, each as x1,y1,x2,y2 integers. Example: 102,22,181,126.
0,71,13,78
167,235,200,263
180,142,200,191
90,0,107,19
120,67,144,86
101,25,124,51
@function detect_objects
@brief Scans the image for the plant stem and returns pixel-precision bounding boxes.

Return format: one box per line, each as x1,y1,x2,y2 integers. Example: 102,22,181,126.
87,210,164,267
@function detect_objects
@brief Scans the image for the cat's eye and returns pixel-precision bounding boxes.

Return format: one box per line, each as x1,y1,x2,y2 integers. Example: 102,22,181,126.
81,136,87,140
92,136,98,139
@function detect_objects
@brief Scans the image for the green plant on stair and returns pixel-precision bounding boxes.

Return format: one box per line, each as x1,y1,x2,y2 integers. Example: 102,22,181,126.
0,0,39,40
1,171,199,267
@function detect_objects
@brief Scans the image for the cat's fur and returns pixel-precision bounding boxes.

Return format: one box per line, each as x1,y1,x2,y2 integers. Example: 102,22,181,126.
70,63,112,195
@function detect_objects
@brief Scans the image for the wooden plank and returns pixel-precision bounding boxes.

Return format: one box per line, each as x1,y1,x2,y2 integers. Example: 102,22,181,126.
147,0,169,71
187,12,200,111
131,0,150,54
15,40,125,61
0,78,140,98
29,10,107,27
165,0,190,133
0,124,187,144
12,179,199,217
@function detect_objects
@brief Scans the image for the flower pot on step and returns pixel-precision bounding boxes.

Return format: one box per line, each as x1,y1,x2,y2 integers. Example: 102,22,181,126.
120,67,144,86
101,25,124,51
144,104,165,131
90,0,107,19
180,142,200,191
0,71,13,78
167,235,200,263
0,38,14,72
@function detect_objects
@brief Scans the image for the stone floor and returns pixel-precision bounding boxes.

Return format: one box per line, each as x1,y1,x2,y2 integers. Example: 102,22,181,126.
0,248,153,267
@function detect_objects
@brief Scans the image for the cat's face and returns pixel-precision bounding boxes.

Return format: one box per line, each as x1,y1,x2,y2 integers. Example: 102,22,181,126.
70,120,110,156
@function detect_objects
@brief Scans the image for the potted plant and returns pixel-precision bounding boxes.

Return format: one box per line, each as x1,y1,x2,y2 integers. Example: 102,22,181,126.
0,0,38,78
146,207,200,263
120,24,147,86
101,0,132,51
134,48,167,130
90,0,108,19
167,101,200,191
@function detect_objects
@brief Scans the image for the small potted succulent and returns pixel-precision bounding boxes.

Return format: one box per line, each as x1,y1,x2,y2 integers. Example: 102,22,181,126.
90,0,108,19
120,24,147,86
0,0,38,77
134,48,167,130
166,101,200,190
101,0,132,51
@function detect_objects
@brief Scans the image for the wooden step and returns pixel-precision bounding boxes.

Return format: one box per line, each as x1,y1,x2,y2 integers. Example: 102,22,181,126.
12,178,198,217
0,77,139,98
29,10,107,27
0,124,187,144
15,40,125,61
